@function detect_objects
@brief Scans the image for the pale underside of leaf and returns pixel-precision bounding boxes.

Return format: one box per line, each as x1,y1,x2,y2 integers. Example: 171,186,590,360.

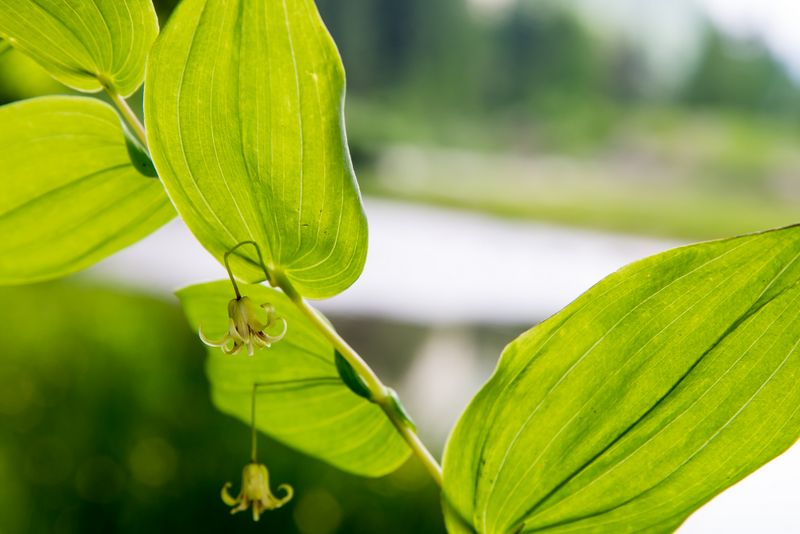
442,225,800,533
0,96,173,284
0,0,158,96
146,0,367,299
178,281,409,477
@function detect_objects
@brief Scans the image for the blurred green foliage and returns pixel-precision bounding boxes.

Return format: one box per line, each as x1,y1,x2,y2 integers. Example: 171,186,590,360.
312,0,799,240
314,0,800,145
0,283,442,533
681,25,800,116
0,47,64,102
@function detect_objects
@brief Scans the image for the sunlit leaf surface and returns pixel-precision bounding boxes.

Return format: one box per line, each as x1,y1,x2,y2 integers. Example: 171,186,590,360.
0,96,173,284
0,0,158,95
178,281,409,477
443,225,800,533
147,0,367,299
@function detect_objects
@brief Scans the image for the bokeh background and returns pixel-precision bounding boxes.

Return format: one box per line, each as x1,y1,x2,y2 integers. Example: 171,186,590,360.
1,0,799,532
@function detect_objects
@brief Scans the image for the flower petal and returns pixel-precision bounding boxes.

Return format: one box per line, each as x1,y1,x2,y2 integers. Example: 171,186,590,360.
253,333,271,348
199,326,229,347
220,482,240,506
228,318,246,343
275,483,293,507
230,500,249,515
268,317,288,342
224,341,243,356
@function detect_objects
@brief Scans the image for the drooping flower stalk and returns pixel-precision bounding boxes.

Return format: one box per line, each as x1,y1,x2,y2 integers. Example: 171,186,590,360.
221,383,293,521
199,241,287,356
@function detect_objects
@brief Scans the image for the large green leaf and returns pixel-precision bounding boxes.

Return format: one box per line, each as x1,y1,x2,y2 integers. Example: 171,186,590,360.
178,281,409,477
0,0,158,96
443,225,800,533
0,96,173,284
145,0,368,299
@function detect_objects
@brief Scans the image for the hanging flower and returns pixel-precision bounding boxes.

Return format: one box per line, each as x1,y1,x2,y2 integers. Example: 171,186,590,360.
221,463,293,521
200,296,287,356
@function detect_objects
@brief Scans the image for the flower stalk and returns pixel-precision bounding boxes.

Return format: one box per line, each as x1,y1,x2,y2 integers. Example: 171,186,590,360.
221,383,293,521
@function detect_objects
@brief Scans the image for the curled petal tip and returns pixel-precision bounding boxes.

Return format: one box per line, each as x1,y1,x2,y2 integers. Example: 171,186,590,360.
199,325,228,348
221,482,238,506
271,318,288,342
277,483,294,505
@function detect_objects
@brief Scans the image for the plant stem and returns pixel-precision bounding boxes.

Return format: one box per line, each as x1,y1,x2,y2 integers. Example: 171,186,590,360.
106,88,148,148
224,249,243,299
224,241,271,300
386,411,444,487
275,273,444,487
251,383,258,463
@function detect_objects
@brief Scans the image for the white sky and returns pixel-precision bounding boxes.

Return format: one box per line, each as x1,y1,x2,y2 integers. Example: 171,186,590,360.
702,0,800,76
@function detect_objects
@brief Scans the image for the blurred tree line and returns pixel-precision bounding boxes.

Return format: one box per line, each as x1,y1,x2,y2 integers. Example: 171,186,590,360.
314,0,800,123
2,0,797,134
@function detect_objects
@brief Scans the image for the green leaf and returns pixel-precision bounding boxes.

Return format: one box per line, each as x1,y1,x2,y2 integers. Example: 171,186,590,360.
443,225,800,533
0,0,158,96
0,96,173,284
146,0,368,299
177,281,409,477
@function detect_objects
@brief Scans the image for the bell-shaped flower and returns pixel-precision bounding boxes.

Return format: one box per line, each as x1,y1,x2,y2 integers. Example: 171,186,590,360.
221,463,293,521
200,297,287,356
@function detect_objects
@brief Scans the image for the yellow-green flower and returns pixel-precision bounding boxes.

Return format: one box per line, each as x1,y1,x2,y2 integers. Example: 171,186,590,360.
200,297,287,356
221,463,293,521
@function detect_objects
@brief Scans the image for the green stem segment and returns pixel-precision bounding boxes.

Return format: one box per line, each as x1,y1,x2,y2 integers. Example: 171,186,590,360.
385,410,443,488
251,383,259,463
224,241,269,300
274,272,444,488
105,88,148,149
